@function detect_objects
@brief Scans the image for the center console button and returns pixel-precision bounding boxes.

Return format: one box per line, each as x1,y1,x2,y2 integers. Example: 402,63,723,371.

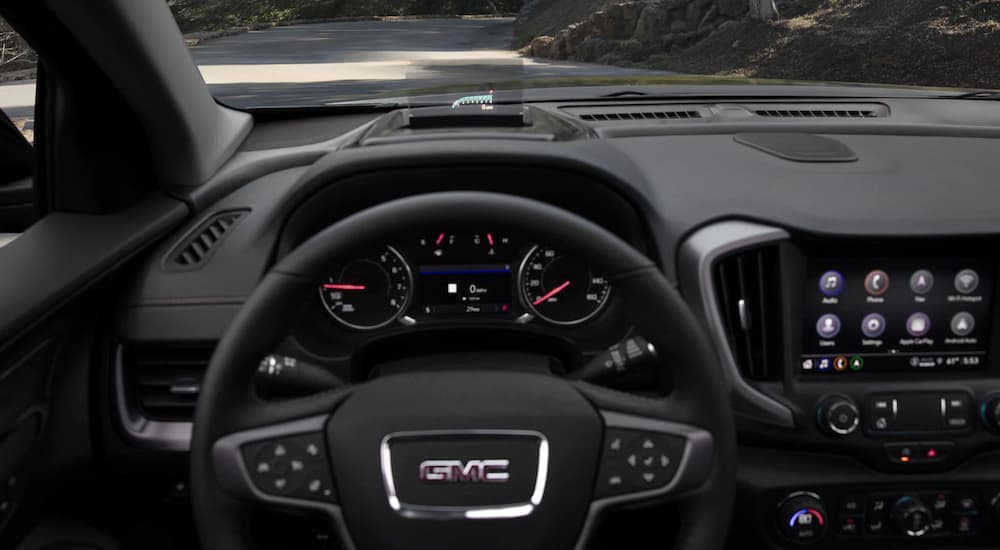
837,515,862,536
892,496,932,537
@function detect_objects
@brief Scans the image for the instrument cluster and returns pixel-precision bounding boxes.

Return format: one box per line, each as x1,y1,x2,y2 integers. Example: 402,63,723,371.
318,229,612,330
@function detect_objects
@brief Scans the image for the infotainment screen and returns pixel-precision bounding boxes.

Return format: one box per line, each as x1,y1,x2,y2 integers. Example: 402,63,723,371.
800,258,993,374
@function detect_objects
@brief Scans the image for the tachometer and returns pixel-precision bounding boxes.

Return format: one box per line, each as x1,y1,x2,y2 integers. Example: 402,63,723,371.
319,246,412,330
518,245,611,325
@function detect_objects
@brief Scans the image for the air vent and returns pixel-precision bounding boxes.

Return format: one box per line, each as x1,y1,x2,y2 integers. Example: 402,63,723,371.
124,346,212,421
746,103,889,119
713,246,782,381
166,210,247,269
578,111,702,121
563,105,710,122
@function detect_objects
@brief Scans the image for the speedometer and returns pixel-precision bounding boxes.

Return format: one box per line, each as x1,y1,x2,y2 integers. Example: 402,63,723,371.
319,246,412,330
518,245,611,325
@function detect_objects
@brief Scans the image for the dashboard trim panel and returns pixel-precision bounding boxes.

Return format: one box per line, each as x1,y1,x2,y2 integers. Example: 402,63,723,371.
679,221,794,428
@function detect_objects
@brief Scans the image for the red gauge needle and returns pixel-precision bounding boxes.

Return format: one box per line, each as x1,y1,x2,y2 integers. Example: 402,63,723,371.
323,284,366,290
533,280,571,306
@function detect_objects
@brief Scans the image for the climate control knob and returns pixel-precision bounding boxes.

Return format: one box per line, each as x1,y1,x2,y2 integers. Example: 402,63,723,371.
979,394,1000,431
892,496,932,537
816,396,859,436
776,492,827,543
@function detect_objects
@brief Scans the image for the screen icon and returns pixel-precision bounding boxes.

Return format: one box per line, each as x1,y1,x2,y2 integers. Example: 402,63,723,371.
818,270,844,297
849,356,864,371
817,357,831,371
833,355,849,371
954,269,980,294
861,313,887,338
906,312,931,337
816,314,841,339
801,359,814,371
864,270,890,296
950,312,975,336
909,270,934,295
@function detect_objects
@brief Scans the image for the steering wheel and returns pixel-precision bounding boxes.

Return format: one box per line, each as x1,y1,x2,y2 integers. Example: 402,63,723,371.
190,191,736,550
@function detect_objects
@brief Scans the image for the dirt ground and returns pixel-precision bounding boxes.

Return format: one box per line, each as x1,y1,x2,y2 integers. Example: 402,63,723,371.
641,0,1000,90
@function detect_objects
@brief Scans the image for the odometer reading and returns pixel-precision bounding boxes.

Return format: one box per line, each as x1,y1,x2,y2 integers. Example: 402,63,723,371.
519,245,611,325
319,246,412,330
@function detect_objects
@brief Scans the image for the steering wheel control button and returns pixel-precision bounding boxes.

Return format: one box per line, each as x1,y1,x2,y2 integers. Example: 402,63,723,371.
905,312,931,337
954,269,980,294
910,269,935,294
818,270,844,297
241,433,335,502
864,270,890,296
816,314,841,339
950,311,975,336
595,429,684,498
776,492,827,542
861,313,886,338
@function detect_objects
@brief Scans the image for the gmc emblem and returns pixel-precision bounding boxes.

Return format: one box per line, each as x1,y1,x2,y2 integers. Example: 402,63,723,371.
418,459,510,483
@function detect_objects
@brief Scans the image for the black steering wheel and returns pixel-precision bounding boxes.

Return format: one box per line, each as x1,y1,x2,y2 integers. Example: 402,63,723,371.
190,191,736,550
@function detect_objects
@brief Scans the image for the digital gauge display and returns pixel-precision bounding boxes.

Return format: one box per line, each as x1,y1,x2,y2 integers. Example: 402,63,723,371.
317,230,614,329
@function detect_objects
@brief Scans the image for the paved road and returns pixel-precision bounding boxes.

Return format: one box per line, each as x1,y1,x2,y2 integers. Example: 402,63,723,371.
1,18,671,120
193,18,670,107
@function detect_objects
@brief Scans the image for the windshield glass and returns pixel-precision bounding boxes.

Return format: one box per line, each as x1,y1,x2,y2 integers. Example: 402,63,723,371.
163,0,1000,107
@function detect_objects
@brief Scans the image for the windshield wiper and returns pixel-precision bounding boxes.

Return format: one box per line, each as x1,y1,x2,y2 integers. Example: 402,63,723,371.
599,90,651,98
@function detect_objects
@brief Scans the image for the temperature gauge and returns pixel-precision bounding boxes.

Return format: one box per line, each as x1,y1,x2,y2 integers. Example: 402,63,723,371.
518,245,611,325
319,246,412,330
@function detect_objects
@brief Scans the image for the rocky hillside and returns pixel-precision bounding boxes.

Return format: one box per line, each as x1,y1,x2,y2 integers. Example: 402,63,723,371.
516,0,758,66
515,0,1000,89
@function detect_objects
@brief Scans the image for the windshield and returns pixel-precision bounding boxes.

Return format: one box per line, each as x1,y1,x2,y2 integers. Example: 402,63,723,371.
164,0,1000,107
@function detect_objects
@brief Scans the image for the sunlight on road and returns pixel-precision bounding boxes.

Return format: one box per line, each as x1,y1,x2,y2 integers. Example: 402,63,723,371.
197,50,520,84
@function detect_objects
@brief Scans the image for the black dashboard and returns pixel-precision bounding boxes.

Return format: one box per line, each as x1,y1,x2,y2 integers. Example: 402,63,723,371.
107,96,1000,550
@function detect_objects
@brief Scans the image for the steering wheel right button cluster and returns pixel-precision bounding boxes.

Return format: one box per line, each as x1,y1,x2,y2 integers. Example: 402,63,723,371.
595,428,684,498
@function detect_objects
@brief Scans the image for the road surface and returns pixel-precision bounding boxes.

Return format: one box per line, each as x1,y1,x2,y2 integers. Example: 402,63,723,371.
1,17,671,122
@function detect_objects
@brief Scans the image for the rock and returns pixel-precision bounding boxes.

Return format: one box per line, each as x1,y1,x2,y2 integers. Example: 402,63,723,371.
602,2,645,39
698,4,718,29
670,19,687,33
718,0,748,17
717,18,736,31
696,0,715,8
633,4,672,42
523,35,556,57
686,2,702,29
731,39,742,48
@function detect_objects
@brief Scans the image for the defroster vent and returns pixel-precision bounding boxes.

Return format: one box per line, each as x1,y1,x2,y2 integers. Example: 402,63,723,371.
713,246,782,381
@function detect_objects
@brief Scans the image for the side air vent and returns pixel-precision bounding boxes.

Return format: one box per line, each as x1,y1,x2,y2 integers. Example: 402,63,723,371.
713,246,782,381
563,105,710,122
123,345,212,421
166,210,247,269
747,103,889,119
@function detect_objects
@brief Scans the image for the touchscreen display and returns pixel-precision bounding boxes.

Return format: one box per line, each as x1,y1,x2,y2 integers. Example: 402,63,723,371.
800,258,993,374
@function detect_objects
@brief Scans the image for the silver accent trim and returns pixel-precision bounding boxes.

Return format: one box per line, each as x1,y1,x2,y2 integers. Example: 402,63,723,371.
737,298,751,331
678,221,794,428
823,400,859,436
113,345,192,452
211,415,358,550
379,429,549,519
573,410,715,550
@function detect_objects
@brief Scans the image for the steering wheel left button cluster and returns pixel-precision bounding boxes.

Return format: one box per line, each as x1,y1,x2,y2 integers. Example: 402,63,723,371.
595,428,684,498
241,433,335,502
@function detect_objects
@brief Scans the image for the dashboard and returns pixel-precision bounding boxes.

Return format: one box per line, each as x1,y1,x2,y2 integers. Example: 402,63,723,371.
105,96,1000,550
